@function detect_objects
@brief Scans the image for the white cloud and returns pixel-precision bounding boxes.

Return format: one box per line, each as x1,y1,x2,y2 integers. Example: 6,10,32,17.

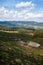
16,10,43,19
25,13,43,18
0,7,17,20
16,1,35,8
0,7,43,22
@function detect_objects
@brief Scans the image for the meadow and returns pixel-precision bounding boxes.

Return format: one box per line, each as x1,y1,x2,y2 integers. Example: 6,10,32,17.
0,28,43,65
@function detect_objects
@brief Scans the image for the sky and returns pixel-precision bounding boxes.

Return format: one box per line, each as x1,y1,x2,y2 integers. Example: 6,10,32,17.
0,0,43,22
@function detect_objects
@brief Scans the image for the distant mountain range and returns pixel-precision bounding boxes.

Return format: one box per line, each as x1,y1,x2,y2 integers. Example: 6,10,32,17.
0,21,43,29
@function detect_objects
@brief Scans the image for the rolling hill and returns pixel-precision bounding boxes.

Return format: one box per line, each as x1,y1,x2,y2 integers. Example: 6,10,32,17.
0,21,43,29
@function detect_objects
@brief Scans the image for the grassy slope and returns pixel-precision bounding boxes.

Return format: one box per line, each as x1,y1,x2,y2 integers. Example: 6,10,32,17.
0,31,43,65
0,40,43,65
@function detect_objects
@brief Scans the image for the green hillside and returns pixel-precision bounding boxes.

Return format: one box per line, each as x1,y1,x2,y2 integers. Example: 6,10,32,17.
0,29,43,65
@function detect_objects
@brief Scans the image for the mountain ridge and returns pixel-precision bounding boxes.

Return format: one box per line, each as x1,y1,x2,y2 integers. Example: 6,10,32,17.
0,21,43,29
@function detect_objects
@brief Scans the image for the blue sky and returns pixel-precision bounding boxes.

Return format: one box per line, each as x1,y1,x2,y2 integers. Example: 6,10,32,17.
0,0,43,22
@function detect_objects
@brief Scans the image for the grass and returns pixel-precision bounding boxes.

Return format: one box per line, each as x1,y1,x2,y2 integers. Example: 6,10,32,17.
0,30,43,65
0,40,43,65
